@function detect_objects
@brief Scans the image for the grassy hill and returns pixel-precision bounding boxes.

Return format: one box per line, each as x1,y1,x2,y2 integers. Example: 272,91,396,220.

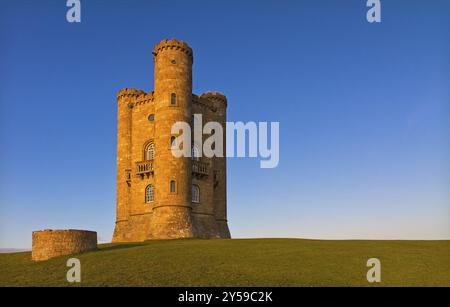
0,239,449,286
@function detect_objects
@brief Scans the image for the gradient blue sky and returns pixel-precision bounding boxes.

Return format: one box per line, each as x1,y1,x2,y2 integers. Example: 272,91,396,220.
1,0,449,248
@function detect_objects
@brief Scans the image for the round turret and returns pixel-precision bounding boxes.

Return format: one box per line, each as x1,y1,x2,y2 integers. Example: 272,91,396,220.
150,39,195,239
152,39,193,63
200,91,227,109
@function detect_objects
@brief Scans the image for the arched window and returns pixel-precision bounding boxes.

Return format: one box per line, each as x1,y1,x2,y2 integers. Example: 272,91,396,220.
170,180,176,193
145,185,154,203
192,185,200,203
144,142,155,160
171,93,177,105
192,145,200,161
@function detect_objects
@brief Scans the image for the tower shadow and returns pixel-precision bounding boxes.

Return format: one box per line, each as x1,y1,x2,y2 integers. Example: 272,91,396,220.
97,243,146,252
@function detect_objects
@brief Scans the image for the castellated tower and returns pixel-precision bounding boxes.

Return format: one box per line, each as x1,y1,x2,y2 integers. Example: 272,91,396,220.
112,39,231,242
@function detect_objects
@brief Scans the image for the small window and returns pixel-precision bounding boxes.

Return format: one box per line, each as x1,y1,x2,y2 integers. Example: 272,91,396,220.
148,114,155,122
171,59,177,64
171,93,177,105
145,185,154,203
170,180,176,193
192,185,200,203
171,136,177,148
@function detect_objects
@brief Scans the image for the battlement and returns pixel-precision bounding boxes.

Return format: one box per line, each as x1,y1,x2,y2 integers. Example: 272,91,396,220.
199,91,227,107
193,94,217,112
117,88,154,106
152,39,193,62
117,88,146,99
113,40,231,243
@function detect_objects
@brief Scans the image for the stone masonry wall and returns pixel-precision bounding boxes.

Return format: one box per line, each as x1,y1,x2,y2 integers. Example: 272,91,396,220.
32,230,97,261
112,39,231,242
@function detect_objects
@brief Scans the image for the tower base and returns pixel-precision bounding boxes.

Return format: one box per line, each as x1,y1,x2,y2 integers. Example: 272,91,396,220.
112,209,231,242
216,219,231,239
147,206,194,239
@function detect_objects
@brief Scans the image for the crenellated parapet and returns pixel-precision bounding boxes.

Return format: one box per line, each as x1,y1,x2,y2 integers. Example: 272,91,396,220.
193,94,217,112
117,88,145,100
199,91,228,108
113,39,230,243
117,88,154,107
152,39,193,63
133,92,154,107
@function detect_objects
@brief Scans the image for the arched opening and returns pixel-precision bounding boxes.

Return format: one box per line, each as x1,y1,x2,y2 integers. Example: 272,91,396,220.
144,142,155,160
170,180,176,193
192,185,200,203
192,145,200,161
145,185,154,203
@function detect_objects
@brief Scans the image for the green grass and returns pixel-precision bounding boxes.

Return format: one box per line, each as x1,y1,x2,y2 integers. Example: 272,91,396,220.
0,239,449,286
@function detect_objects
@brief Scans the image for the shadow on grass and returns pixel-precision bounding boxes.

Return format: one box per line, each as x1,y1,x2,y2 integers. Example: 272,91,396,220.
97,243,146,252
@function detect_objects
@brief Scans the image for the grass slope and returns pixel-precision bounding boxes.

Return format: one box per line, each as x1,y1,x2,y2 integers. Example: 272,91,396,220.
0,239,449,286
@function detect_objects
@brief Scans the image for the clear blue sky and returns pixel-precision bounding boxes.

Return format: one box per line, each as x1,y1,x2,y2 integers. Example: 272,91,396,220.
1,0,449,248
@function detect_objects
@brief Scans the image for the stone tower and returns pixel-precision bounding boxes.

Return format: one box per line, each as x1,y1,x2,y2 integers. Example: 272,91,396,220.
112,39,231,242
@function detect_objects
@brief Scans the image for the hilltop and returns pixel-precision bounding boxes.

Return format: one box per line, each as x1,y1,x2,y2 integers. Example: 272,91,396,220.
0,239,449,286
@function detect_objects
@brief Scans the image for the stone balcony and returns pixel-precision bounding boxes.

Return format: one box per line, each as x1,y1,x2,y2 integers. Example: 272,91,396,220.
192,160,208,177
136,160,154,177
134,159,207,179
